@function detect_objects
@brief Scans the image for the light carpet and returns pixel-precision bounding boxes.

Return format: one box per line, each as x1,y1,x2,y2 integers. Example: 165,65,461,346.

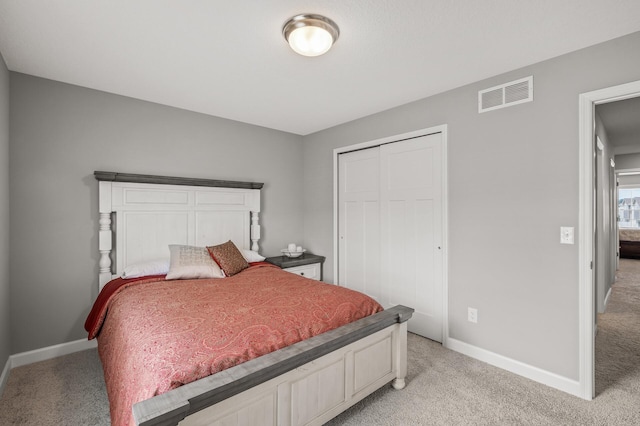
2,259,640,425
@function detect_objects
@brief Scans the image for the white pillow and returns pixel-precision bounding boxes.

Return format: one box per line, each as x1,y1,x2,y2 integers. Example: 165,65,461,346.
242,249,265,263
166,245,225,280
122,259,170,279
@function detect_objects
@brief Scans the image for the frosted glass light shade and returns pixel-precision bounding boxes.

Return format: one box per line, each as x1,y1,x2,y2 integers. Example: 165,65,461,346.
283,14,339,57
288,26,333,56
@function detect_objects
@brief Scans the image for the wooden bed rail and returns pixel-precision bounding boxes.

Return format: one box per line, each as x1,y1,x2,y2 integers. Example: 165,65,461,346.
133,305,414,426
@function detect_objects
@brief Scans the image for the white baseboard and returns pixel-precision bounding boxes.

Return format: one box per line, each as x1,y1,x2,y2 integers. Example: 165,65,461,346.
445,337,582,398
10,338,97,369
0,355,11,398
604,286,612,309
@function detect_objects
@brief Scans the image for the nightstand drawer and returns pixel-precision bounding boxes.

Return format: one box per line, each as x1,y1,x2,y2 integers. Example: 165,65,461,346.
265,253,325,281
283,263,321,280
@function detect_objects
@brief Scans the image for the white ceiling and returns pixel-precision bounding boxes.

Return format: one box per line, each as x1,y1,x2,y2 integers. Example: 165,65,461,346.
1,1,640,135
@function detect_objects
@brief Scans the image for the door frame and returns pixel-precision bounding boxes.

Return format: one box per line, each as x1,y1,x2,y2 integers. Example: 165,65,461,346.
579,79,640,400
333,124,449,345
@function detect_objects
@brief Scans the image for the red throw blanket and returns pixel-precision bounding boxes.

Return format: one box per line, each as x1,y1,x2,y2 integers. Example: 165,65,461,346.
86,263,383,426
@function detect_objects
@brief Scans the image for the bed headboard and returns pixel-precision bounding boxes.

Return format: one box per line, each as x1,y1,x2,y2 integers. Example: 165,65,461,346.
95,171,263,289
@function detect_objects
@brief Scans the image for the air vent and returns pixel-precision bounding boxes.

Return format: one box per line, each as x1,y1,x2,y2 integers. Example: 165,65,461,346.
478,76,533,113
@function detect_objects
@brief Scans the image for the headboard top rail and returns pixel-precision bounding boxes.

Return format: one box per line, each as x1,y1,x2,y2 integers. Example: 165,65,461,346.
94,171,264,190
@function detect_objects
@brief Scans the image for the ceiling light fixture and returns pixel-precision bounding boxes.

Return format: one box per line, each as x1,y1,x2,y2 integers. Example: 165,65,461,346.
283,14,340,57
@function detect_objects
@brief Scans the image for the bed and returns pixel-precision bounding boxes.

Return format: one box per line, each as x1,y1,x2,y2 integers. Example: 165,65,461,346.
88,171,413,426
619,229,640,259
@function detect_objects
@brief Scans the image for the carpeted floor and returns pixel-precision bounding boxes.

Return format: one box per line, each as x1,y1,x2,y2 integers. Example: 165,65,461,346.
0,347,110,425
594,258,640,400
1,259,640,425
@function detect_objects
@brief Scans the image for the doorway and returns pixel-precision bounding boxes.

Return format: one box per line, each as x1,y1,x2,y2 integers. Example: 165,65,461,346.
579,79,640,400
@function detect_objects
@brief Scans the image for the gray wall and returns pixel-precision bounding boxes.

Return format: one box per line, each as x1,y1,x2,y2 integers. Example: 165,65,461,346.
618,174,640,186
0,51,10,369
303,31,640,380
616,152,640,171
9,74,304,353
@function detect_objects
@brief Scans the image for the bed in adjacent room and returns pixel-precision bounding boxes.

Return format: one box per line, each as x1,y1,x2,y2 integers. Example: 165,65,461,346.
619,229,640,259
87,171,413,426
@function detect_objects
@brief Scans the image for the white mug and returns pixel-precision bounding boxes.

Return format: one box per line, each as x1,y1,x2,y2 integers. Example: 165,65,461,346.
296,246,303,252
288,243,296,252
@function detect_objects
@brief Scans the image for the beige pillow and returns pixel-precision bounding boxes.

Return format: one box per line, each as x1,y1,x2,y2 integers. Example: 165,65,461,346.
207,241,249,277
166,245,225,280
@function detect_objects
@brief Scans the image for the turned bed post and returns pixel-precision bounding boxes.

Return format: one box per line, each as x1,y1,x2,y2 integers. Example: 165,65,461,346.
251,211,260,252
98,181,113,289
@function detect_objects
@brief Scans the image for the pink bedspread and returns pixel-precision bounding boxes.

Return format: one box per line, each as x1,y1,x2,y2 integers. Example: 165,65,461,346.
88,264,383,426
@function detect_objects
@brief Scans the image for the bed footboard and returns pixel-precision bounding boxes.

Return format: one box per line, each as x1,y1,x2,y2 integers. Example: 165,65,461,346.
133,305,413,426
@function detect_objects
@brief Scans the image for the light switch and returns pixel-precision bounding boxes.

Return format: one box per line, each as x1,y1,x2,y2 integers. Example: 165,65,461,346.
560,227,574,244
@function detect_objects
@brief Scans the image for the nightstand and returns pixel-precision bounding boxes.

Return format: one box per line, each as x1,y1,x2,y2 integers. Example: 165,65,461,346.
265,253,326,281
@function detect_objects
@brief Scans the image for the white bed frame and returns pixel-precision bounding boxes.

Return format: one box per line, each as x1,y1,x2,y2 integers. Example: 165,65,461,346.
94,171,413,426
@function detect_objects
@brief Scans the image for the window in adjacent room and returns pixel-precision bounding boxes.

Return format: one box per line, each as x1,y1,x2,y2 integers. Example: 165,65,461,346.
618,188,640,229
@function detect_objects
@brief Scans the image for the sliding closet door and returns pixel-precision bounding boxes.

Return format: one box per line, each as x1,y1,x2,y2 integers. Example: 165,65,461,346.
338,148,382,302
338,132,444,342
380,134,443,341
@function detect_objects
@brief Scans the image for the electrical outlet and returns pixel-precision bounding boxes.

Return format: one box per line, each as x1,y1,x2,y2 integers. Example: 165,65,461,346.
468,307,478,323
